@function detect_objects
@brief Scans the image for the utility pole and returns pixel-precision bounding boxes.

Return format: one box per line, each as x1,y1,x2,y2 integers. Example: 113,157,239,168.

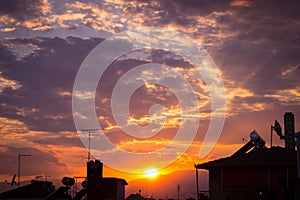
18,154,31,187
195,167,199,200
177,184,180,200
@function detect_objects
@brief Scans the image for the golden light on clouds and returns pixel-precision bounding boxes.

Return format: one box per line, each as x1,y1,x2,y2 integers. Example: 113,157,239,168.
0,15,16,25
15,107,38,117
57,90,72,97
0,117,28,135
50,11,86,26
0,27,16,32
281,65,299,76
230,0,252,7
20,18,51,30
66,1,125,33
223,78,270,116
73,90,94,100
0,0,299,194
264,88,300,105
117,139,170,153
227,86,254,99
0,74,22,92
39,0,52,15
128,115,151,126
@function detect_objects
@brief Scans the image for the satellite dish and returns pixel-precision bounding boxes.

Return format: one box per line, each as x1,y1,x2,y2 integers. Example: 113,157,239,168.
274,120,282,137
250,130,265,148
82,180,88,189
62,177,75,186
11,174,16,186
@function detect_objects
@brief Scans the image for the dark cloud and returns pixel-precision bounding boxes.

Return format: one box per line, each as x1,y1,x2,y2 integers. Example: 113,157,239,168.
202,0,300,95
0,0,46,20
252,0,300,20
212,38,299,90
32,135,83,148
168,0,229,15
0,145,68,177
127,0,229,16
0,37,103,132
94,52,190,143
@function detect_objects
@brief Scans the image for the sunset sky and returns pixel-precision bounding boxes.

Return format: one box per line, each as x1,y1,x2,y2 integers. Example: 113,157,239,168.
0,0,299,198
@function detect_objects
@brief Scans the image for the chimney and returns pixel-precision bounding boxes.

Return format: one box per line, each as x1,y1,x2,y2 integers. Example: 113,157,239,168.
87,160,103,200
284,112,295,150
87,160,103,183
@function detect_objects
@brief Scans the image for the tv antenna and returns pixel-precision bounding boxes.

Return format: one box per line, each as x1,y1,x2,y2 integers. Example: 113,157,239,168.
18,154,31,187
80,129,104,161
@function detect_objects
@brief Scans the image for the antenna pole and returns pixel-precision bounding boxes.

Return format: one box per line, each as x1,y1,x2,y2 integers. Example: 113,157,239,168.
270,125,273,147
17,154,31,187
88,130,91,161
18,155,20,187
195,167,199,200
177,184,180,200
80,129,103,161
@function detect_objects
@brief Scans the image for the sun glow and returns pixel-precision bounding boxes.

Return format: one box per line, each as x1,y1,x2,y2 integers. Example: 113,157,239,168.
144,168,159,178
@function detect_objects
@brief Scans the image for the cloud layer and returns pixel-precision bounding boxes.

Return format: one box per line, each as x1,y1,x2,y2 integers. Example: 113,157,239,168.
0,0,299,192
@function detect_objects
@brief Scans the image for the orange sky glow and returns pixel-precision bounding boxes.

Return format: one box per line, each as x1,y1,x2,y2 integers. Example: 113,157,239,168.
0,0,299,199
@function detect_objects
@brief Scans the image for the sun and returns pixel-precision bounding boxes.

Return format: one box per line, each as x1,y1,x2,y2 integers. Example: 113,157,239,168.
144,168,159,178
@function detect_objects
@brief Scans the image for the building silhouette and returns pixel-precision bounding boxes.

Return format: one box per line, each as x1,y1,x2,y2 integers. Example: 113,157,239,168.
0,180,55,199
0,159,127,200
195,112,300,200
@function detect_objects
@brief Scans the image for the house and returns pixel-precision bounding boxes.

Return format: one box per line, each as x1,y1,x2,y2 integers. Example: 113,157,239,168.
196,146,299,199
126,193,146,200
0,180,55,200
195,112,300,200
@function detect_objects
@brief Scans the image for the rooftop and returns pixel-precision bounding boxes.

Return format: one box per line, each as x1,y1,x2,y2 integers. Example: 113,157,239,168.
196,146,297,169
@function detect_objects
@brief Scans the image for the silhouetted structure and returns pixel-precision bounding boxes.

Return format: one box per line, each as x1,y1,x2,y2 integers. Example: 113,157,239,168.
231,130,265,157
0,159,127,200
44,177,75,200
0,180,55,199
126,193,146,200
284,112,296,150
86,160,127,200
195,112,300,200
196,147,298,199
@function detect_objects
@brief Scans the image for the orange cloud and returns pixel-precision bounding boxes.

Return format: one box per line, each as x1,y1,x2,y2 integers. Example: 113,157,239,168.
0,117,28,137
0,73,22,92
0,27,16,32
117,139,170,153
230,0,252,7
38,0,52,15
0,15,16,25
264,88,300,105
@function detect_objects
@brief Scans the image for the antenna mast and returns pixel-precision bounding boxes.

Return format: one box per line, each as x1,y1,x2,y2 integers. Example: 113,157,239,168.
80,129,102,161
